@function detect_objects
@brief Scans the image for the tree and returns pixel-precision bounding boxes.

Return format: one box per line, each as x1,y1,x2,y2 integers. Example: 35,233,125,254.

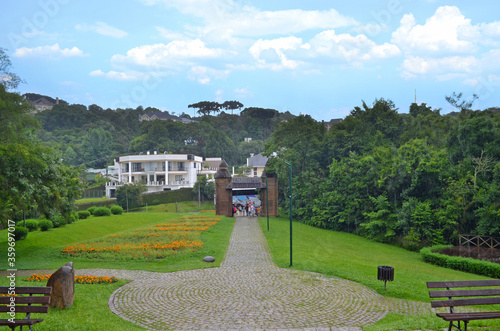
80,127,113,168
204,129,236,164
116,184,145,211
222,100,243,115
0,48,23,90
188,101,221,116
445,92,478,112
193,176,214,201
0,64,83,225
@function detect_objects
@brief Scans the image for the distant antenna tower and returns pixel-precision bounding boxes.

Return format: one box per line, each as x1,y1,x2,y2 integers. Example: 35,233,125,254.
415,89,417,104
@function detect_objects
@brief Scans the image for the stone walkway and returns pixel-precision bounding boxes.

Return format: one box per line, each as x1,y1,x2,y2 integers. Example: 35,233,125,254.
74,217,431,330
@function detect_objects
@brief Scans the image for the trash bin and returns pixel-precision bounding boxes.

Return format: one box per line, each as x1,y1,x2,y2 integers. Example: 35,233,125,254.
377,265,394,290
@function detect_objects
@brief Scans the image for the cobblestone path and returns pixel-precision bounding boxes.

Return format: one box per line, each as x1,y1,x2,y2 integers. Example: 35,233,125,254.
77,217,431,330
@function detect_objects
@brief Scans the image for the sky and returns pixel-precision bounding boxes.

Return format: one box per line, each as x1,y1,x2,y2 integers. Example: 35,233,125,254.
1,0,500,121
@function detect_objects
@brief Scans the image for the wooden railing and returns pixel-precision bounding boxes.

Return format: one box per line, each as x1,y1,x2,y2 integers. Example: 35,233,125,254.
459,234,500,249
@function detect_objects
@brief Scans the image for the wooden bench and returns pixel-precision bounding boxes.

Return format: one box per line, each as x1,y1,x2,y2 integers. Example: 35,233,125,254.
427,280,500,331
0,287,51,331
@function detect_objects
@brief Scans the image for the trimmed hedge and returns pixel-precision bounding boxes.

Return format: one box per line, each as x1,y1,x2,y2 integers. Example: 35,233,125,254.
421,245,500,278
39,219,53,231
110,205,123,215
16,219,39,232
77,210,91,219
141,188,194,206
14,226,29,241
93,207,111,217
77,199,117,211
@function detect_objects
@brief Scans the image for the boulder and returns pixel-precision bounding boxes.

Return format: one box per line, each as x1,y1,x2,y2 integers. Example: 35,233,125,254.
46,262,75,309
203,256,215,263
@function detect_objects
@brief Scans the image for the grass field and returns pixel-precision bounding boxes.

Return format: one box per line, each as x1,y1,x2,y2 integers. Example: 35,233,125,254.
75,197,113,204
259,216,500,330
1,206,230,272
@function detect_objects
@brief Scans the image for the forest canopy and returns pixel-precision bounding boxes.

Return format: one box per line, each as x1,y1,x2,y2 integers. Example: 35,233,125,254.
264,99,500,250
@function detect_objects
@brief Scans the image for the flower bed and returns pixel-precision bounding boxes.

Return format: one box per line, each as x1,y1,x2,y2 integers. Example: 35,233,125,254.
27,273,119,284
60,214,221,260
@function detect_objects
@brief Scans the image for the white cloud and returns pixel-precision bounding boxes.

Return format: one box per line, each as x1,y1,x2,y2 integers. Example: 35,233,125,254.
478,22,500,46
155,27,187,40
392,6,478,54
89,69,150,81
76,22,128,38
142,0,358,37
249,36,303,70
234,87,252,98
401,55,479,79
14,43,85,58
111,39,224,68
391,6,500,83
307,30,400,63
188,65,230,84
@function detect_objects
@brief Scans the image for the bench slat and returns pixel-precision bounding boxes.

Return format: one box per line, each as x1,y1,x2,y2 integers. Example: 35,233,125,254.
0,319,44,326
0,306,49,313
0,287,51,295
431,296,500,308
429,288,500,298
436,312,500,321
427,280,500,288
0,296,50,305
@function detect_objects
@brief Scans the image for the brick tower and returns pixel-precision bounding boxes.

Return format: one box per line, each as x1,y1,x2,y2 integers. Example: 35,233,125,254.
215,160,232,217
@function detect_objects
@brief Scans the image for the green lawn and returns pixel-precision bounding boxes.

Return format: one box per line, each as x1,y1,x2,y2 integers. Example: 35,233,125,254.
75,197,113,204
259,216,500,330
0,206,233,272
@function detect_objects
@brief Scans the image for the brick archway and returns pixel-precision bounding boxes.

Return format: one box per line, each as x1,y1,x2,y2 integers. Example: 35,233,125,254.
215,161,278,217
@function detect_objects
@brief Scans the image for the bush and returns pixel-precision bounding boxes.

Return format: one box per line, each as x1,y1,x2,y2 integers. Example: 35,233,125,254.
421,245,500,278
39,220,53,231
66,213,78,224
13,226,28,241
110,205,123,215
87,206,97,215
16,219,39,232
51,215,67,228
78,210,91,219
93,207,111,217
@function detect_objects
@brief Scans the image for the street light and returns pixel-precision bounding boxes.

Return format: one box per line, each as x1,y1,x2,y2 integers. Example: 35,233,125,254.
284,161,292,267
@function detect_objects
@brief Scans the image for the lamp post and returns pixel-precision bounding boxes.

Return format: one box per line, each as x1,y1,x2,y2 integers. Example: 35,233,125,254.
284,162,292,267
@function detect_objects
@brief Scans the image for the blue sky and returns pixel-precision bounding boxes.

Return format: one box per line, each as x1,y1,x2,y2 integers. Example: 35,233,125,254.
2,0,500,120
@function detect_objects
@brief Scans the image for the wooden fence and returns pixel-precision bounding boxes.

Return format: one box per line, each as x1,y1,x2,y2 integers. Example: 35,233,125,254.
459,234,500,249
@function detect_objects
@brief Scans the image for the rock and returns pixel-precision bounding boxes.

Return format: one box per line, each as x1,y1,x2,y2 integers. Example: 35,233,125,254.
46,262,75,309
203,256,215,263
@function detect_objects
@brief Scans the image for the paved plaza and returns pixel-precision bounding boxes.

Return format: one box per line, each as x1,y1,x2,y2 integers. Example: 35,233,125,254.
75,217,431,330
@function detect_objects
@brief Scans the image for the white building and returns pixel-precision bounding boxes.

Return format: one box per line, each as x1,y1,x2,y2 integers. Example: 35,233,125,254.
105,152,216,198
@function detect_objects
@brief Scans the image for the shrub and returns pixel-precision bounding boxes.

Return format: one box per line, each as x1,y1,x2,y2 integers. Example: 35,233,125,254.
66,213,78,224
78,210,91,219
16,219,39,232
93,207,111,217
13,226,28,241
39,220,53,231
110,205,124,215
51,215,67,228
87,206,97,215
421,245,500,278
